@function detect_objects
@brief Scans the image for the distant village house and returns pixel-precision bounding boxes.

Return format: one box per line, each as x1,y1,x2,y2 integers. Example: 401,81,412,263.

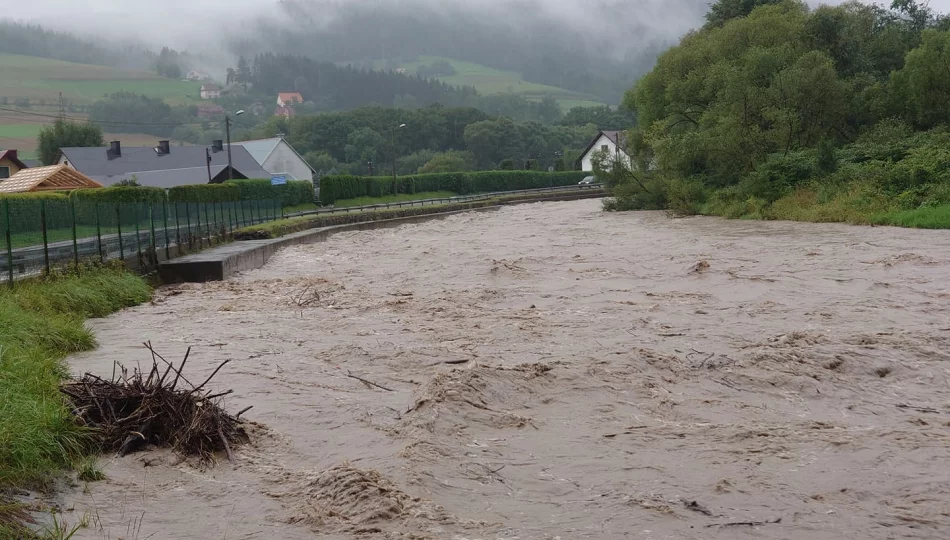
196,104,225,118
186,70,211,82
200,84,222,100
275,105,296,119
577,130,633,172
0,150,28,179
277,92,304,107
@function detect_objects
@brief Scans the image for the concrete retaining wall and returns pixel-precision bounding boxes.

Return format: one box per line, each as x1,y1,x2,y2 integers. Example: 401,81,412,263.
158,192,604,283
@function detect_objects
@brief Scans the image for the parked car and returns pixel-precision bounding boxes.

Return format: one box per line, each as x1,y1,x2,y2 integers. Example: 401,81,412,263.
578,175,597,187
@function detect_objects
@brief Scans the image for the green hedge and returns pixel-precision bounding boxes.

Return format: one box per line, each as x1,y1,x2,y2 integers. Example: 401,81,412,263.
226,179,314,206
168,184,241,203
319,171,587,205
69,186,167,204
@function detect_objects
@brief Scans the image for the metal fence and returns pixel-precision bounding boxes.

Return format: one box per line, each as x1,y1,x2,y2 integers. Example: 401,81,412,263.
286,184,604,218
1,198,282,284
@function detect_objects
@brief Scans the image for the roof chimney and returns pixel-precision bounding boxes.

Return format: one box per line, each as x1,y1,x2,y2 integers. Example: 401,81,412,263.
108,141,121,159
212,140,224,152
156,140,170,155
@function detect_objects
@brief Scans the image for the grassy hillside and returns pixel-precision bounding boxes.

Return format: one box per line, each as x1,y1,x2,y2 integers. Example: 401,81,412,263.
376,55,606,109
0,53,202,106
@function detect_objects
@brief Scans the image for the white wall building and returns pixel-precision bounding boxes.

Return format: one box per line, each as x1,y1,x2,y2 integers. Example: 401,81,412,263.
578,130,632,172
232,137,315,182
200,84,221,100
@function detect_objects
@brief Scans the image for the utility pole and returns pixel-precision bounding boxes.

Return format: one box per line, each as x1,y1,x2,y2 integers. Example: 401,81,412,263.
206,148,213,183
390,123,406,193
225,115,233,181
224,110,244,181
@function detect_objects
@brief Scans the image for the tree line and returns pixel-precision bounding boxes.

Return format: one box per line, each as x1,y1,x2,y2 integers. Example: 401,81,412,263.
607,0,950,219
247,105,604,176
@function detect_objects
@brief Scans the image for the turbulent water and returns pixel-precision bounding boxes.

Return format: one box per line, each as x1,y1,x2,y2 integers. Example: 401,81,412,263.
63,199,950,539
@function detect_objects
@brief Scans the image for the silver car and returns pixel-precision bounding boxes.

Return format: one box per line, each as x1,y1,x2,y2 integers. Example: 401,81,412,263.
578,175,597,187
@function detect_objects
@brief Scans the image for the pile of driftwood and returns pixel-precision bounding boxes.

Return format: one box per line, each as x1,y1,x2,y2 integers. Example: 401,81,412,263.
61,342,250,462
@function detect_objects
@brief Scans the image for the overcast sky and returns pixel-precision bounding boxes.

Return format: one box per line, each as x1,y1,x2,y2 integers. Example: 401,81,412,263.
1,0,948,54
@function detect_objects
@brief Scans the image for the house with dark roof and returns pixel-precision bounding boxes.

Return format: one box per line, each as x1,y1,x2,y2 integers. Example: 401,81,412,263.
57,140,271,188
232,137,314,181
0,150,29,180
577,130,632,172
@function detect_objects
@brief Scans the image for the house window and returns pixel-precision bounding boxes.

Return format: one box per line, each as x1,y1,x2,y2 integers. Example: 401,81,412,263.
601,145,609,153
0,166,9,179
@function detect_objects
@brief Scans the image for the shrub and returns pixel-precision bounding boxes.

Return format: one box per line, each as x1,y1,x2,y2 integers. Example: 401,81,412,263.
69,186,166,204
226,179,314,206
666,177,706,216
168,184,241,203
319,171,586,205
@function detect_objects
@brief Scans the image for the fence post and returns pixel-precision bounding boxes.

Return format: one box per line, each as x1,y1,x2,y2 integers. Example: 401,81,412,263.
149,201,158,267
116,204,124,261
5,200,12,287
174,202,182,250
162,199,171,260
40,199,50,275
185,202,193,251
240,199,247,227
95,202,103,261
195,202,203,249
211,202,219,242
204,203,211,245
70,197,79,271
134,202,143,267
227,201,235,236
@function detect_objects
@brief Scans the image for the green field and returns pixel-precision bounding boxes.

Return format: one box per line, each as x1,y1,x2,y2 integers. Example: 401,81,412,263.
376,55,606,109
0,53,202,106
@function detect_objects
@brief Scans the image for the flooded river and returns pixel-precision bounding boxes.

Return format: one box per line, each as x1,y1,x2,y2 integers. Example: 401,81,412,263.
64,199,950,539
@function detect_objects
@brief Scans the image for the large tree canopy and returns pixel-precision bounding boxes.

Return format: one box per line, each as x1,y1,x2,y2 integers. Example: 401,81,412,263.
626,0,949,188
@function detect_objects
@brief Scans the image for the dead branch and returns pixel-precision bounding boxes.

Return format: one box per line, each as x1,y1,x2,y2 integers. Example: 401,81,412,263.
346,371,394,392
61,346,248,463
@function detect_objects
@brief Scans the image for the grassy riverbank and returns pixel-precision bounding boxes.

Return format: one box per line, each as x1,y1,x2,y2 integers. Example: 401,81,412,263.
0,266,151,535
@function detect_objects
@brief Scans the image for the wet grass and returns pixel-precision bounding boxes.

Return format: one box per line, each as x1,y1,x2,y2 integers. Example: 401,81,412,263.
871,204,950,229
0,266,151,490
333,191,458,208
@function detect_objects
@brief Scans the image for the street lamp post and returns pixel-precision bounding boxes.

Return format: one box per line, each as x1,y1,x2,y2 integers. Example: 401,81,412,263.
552,150,563,187
390,123,406,193
224,110,245,181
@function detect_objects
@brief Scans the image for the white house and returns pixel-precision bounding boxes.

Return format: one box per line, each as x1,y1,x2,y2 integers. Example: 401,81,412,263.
200,84,222,100
578,130,632,172
232,137,315,182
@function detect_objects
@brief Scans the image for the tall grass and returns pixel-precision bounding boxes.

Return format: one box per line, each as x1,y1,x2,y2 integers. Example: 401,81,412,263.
872,204,950,229
0,267,151,489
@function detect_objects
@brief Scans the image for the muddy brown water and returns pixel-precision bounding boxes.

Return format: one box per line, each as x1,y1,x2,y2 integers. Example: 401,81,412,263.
61,199,950,539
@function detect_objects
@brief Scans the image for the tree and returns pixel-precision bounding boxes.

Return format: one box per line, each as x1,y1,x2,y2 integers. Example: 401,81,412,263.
892,29,950,128
419,152,471,173
704,0,785,28
37,120,104,165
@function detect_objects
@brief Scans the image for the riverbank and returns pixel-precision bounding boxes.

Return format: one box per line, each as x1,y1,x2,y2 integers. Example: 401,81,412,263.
61,199,950,539
640,180,950,229
0,266,151,537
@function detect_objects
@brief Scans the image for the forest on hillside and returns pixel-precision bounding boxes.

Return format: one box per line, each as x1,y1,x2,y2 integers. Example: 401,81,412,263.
607,0,950,227
0,20,186,74
229,0,686,104
227,54,478,110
